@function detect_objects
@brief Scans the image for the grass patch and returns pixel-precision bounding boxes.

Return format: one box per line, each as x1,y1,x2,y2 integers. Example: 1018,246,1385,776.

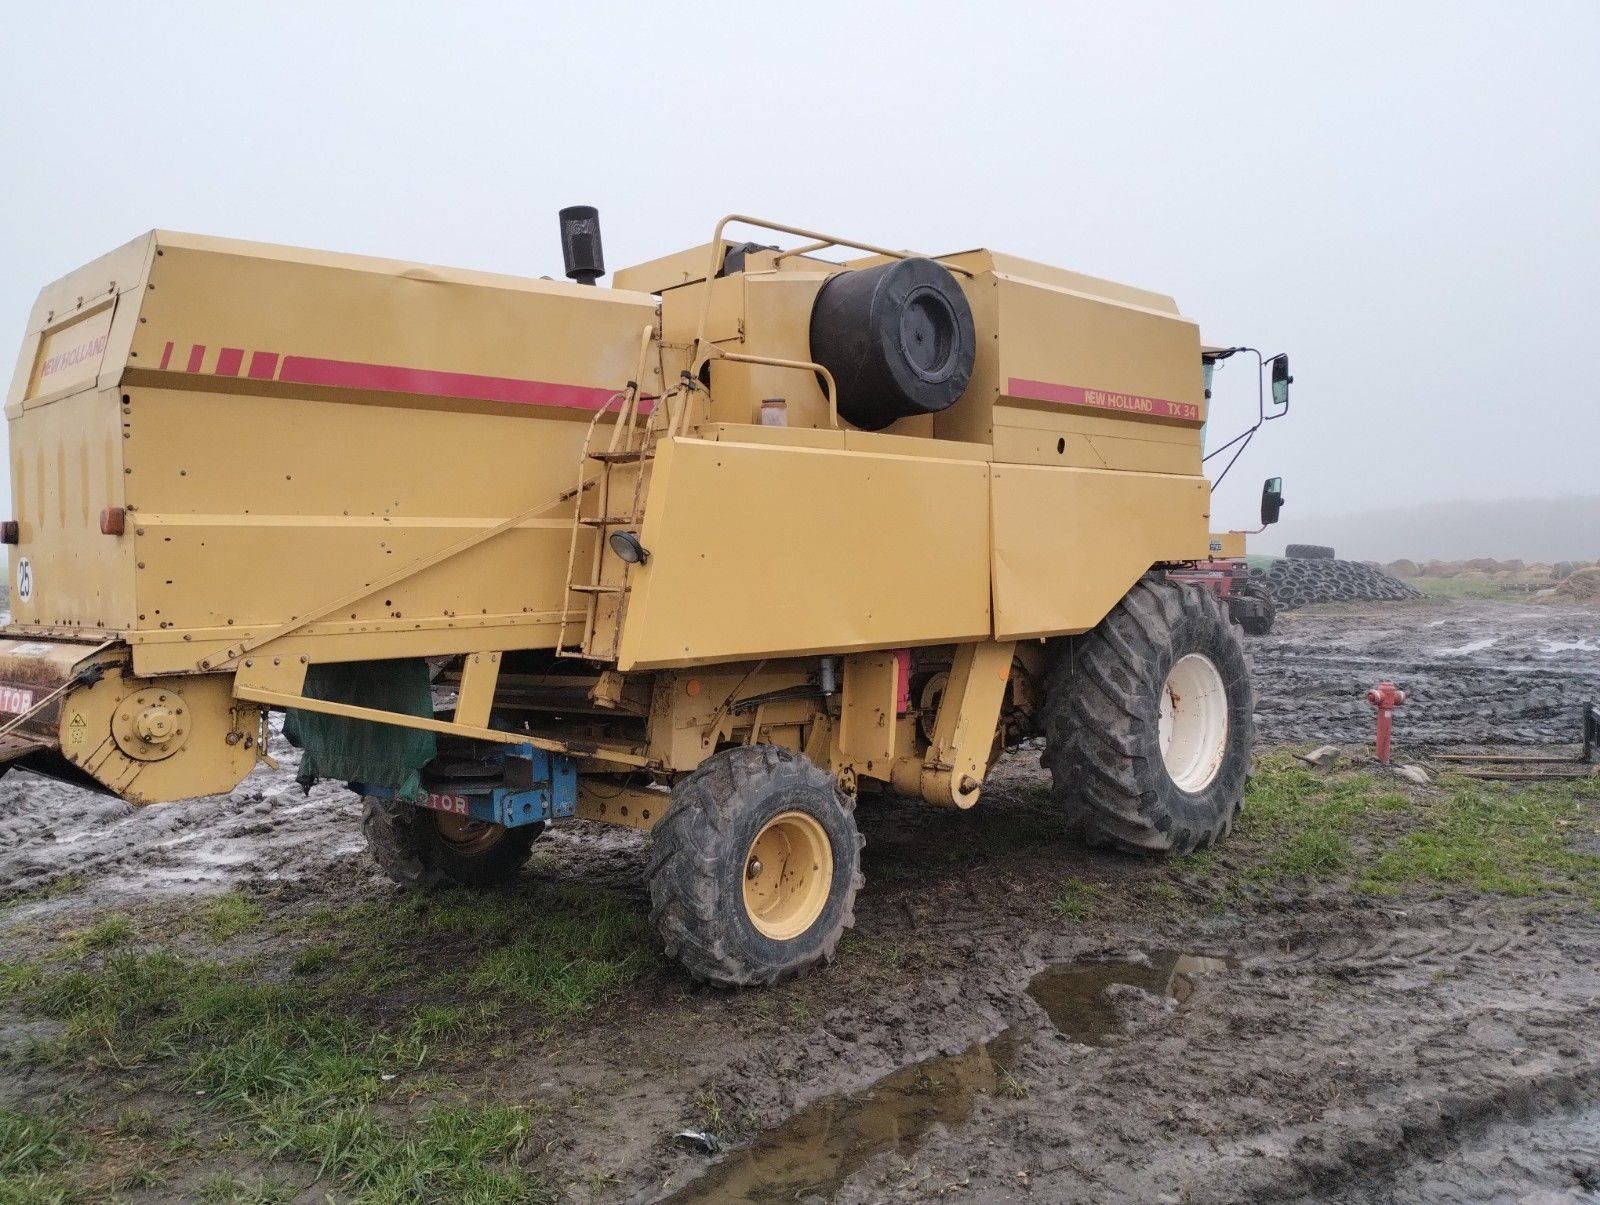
1360,776,1600,903
196,1174,295,1204
0,879,659,1201
1,874,90,917
8,948,550,1202
1220,752,1600,906
55,913,138,957
323,883,656,1014
289,942,338,976
1051,879,1101,922
199,893,266,941
0,1105,80,1202
1409,576,1520,599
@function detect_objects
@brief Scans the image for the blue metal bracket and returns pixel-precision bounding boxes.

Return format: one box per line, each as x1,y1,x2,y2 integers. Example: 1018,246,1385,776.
354,744,578,829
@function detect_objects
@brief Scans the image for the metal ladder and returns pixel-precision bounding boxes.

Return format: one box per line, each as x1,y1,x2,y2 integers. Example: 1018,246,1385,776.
555,337,675,662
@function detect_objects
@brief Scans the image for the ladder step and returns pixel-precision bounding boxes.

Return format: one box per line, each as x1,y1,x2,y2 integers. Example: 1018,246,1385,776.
589,449,653,464
569,583,623,595
579,515,634,527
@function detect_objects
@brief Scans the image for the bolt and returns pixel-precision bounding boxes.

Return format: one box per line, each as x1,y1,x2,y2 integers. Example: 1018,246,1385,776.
746,858,764,880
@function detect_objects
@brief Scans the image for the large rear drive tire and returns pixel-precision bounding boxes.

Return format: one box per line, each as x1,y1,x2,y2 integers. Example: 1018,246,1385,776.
362,797,542,889
647,746,863,987
1043,576,1253,854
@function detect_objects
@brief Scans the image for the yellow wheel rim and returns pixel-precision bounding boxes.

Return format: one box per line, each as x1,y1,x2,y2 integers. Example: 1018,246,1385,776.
432,811,506,857
742,811,833,941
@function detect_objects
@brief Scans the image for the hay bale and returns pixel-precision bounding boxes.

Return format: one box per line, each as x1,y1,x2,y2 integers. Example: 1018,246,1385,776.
1553,567,1600,601
1386,559,1419,579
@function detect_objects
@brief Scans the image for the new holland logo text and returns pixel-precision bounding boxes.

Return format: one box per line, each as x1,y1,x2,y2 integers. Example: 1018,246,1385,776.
39,334,108,382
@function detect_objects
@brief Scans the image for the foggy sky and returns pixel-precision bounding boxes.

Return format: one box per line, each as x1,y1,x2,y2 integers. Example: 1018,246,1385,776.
2,2,1596,554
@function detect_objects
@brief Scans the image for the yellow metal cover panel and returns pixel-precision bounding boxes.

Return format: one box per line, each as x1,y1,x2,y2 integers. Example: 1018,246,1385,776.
1210,531,1247,558
617,438,992,669
7,387,134,629
6,232,155,416
996,275,1205,434
990,465,1209,640
131,234,660,404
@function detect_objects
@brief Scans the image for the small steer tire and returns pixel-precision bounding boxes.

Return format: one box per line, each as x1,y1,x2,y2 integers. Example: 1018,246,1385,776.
362,797,541,889
647,745,863,987
1044,576,1253,855
1285,543,1336,560
1236,582,1277,637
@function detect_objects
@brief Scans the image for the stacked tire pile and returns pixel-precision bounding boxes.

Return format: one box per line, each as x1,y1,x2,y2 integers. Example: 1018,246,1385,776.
1249,545,1424,611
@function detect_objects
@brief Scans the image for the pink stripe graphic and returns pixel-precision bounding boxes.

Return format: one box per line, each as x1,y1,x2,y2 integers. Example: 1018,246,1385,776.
215,347,244,377
277,354,635,413
247,351,279,380
158,341,174,370
1007,377,1201,422
185,345,206,373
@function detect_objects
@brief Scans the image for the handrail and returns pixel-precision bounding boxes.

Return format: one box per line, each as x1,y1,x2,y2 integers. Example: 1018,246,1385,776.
690,214,974,369
708,348,840,431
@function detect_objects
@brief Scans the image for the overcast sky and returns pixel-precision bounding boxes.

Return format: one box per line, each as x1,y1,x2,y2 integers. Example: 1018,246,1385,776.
2,1,1596,550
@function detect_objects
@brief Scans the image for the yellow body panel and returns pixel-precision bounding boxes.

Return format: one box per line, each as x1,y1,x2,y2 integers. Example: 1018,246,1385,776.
989,464,1209,640
5,231,661,671
617,436,994,669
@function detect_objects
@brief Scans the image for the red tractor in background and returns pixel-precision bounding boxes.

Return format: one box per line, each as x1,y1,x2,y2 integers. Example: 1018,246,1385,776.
1168,556,1276,636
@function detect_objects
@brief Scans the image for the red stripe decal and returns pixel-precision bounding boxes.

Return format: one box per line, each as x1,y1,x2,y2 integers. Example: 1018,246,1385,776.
247,351,279,380
158,341,174,370
1007,377,1201,422
215,347,244,377
277,354,636,413
185,345,206,373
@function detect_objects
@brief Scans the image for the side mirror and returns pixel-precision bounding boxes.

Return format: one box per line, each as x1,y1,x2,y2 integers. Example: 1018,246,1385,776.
1261,476,1285,526
1269,354,1292,408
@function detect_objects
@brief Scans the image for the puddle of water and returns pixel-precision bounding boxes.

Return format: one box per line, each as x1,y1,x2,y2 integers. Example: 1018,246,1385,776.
1433,637,1501,656
1029,952,1233,1045
667,952,1229,1203
665,1030,1020,1203
1540,637,1600,655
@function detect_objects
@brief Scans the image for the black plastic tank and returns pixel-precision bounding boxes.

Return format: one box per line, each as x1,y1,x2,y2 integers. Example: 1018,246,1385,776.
808,257,975,430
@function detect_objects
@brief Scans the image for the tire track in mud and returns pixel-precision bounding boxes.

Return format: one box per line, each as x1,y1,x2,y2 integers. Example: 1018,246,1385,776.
1266,922,1521,972
1198,1062,1600,1204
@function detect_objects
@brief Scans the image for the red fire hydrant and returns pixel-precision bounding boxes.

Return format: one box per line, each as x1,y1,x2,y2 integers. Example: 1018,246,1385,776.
1366,681,1406,764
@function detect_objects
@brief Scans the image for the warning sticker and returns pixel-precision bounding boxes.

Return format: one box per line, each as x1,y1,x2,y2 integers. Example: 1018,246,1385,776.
68,712,87,745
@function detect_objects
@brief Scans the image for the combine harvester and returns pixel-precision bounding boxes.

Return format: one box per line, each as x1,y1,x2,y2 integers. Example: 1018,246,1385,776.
0,211,1289,985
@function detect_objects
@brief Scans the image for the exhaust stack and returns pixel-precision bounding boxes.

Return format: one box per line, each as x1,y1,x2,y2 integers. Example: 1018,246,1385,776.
558,205,605,286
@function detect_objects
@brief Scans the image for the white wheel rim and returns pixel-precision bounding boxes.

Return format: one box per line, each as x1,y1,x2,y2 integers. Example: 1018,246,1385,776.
1158,653,1229,793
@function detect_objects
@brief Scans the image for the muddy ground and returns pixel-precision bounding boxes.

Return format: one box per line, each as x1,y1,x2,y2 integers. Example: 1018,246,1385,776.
1255,595,1600,748
1,596,1598,1203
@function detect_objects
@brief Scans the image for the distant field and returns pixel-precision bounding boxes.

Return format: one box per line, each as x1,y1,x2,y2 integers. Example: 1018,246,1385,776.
1409,576,1531,599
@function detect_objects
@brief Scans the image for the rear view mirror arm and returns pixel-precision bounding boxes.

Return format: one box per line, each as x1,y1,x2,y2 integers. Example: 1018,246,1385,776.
1202,347,1290,487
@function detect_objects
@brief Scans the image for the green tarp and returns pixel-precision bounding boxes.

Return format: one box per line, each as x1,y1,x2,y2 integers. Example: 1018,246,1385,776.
283,659,436,800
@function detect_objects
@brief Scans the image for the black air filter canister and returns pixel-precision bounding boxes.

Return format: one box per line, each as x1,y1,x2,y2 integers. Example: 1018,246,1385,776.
558,205,605,285
808,257,976,431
